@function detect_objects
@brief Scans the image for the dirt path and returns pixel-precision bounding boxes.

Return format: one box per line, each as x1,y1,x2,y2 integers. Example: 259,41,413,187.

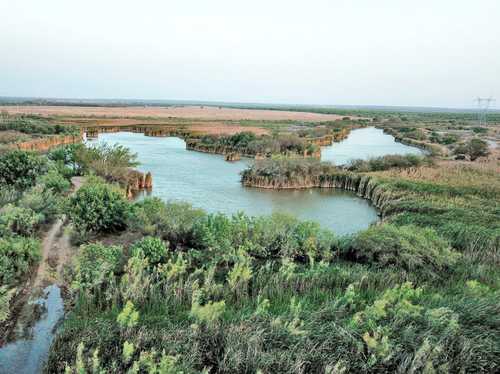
0,177,84,344
33,177,84,289
32,219,67,289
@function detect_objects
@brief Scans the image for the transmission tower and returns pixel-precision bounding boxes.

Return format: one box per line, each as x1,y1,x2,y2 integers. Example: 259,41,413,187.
475,97,495,126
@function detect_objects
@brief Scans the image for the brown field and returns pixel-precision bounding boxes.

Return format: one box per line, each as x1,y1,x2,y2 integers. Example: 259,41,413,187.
1,105,355,122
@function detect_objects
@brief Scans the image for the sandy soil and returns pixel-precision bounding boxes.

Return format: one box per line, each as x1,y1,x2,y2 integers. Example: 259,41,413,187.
2,105,354,122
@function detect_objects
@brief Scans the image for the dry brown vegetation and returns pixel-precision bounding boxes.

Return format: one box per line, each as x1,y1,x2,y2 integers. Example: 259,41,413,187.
1,105,358,122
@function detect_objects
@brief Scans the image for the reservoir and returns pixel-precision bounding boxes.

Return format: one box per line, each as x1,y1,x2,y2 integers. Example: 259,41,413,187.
88,132,381,235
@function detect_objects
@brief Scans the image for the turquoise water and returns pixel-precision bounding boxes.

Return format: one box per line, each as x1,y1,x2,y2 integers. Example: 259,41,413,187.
321,127,423,165
88,132,380,235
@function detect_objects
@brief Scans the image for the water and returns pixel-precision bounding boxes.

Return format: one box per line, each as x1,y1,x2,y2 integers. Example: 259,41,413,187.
0,285,64,374
88,132,379,235
321,127,423,165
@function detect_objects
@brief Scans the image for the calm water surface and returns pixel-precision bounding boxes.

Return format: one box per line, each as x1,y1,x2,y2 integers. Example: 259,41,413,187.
0,285,64,374
88,132,380,235
322,127,423,165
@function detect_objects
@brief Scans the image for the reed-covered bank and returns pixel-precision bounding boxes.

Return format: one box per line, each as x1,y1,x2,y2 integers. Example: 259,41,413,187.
242,158,500,258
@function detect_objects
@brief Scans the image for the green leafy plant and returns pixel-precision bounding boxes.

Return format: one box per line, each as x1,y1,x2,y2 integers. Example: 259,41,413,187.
0,150,48,190
68,179,130,236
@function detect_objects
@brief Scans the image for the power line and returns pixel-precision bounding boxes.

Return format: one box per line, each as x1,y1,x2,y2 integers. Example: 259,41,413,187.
475,97,495,126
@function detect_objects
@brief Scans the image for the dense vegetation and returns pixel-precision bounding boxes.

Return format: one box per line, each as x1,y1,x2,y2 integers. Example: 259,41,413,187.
0,108,498,373
0,114,79,151
45,184,499,373
0,114,78,136
43,149,499,372
242,158,499,258
192,132,319,157
0,150,71,327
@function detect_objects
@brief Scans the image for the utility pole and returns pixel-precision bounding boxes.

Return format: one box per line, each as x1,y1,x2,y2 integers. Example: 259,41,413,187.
475,97,495,126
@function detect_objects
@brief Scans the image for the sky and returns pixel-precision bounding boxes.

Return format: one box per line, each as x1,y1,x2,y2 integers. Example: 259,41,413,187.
1,0,499,108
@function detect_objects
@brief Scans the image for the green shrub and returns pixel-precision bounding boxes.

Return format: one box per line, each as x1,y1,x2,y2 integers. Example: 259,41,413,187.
0,286,15,322
0,150,48,190
38,168,71,193
0,115,78,135
194,212,336,261
346,154,431,172
75,143,138,186
349,224,459,277
0,236,41,286
18,185,61,223
130,236,168,265
73,242,123,289
48,143,83,176
68,180,130,236
0,204,43,236
0,186,20,207
130,198,205,247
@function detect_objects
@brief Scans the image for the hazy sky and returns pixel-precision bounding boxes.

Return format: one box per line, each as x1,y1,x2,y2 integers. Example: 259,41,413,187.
1,0,499,108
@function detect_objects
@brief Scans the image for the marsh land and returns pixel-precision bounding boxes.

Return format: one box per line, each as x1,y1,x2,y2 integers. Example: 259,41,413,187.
0,103,498,373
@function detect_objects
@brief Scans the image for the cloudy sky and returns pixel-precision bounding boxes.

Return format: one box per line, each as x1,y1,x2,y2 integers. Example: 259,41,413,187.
1,0,499,108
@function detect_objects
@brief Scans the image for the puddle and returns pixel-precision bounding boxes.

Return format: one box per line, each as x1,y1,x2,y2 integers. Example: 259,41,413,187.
0,285,64,374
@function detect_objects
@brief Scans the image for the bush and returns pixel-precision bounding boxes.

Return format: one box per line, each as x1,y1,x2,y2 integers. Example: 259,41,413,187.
130,198,205,248
194,212,337,261
68,180,130,236
348,224,459,277
0,186,20,207
73,242,123,289
0,204,44,236
75,144,138,186
346,154,430,172
0,115,78,135
453,138,489,160
0,150,48,190
0,236,41,286
38,168,71,193
48,143,83,176
18,185,61,223
130,236,168,265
